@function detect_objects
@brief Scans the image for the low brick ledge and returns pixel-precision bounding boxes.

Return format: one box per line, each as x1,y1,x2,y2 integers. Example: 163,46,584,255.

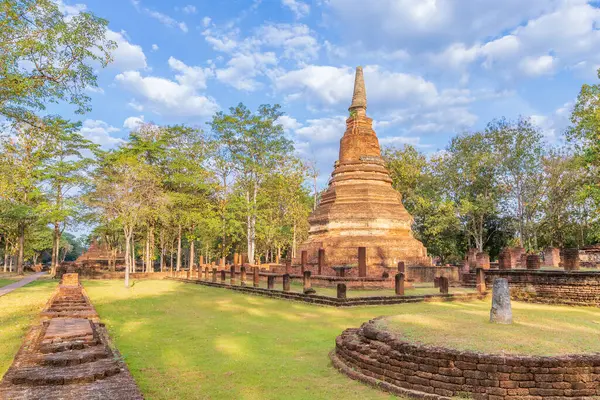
331,318,600,400
166,277,485,307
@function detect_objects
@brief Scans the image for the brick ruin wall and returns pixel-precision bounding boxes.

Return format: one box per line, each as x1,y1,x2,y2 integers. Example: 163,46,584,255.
332,318,600,400
481,270,600,306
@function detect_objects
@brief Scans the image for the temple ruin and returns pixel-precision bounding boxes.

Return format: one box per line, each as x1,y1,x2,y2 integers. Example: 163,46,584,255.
298,66,430,276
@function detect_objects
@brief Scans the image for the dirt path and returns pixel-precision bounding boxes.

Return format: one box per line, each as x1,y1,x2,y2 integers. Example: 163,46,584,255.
0,272,47,297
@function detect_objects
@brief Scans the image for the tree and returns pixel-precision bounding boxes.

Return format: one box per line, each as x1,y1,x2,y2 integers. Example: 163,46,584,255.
0,0,115,121
487,117,544,250
210,104,293,263
40,117,98,276
568,69,600,241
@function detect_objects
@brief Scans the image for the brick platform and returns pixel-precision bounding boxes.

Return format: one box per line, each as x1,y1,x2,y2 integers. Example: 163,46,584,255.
0,275,142,399
332,318,600,399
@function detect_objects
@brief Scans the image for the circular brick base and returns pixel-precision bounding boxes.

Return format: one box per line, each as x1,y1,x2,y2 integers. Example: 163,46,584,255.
332,318,600,399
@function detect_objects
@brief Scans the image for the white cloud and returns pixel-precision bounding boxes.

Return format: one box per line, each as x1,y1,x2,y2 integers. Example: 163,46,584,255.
530,101,573,143
202,17,212,27
123,115,145,130
519,55,556,76
182,5,197,14
115,59,219,117
295,116,346,143
105,30,147,71
133,0,188,32
127,100,144,111
215,52,277,91
282,0,310,19
79,119,124,148
276,115,302,132
255,24,320,61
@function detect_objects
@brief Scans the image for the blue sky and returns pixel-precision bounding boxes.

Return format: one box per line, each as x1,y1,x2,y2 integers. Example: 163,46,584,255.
55,0,600,188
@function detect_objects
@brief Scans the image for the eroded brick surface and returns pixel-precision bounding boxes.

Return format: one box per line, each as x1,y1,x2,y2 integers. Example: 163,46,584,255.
0,275,143,399
332,318,600,400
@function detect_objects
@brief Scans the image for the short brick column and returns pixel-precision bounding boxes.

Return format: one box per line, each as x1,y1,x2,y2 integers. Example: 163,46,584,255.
199,255,204,266
439,276,449,294
240,266,246,286
395,273,405,296
212,268,217,282
186,269,190,280
476,252,490,269
220,270,226,283
397,261,405,273
204,267,209,280
358,247,367,277
230,265,235,285
563,248,580,271
282,274,290,292
303,271,315,294
301,251,307,274
526,254,541,270
499,249,512,270
253,267,259,287
267,275,275,289
337,283,347,299
476,268,486,294
317,248,325,275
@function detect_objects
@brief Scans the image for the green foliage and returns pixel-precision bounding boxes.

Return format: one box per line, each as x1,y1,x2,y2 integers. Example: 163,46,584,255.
0,0,115,120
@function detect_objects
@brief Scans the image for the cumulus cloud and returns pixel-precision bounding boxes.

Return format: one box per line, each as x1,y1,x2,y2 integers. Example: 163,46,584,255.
79,120,124,148
105,30,147,71
151,44,159,51
123,115,145,130
115,58,219,117
132,0,188,32
281,0,310,19
182,5,196,14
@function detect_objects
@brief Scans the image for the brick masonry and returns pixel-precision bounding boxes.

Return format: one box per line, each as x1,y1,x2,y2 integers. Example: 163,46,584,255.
0,275,142,399
332,318,600,400
167,277,484,307
468,270,600,306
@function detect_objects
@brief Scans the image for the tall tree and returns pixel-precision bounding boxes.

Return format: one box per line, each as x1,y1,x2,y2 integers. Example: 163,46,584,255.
210,104,293,263
0,0,115,121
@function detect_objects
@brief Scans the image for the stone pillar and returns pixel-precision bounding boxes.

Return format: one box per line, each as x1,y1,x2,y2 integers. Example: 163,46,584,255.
285,259,291,274
395,273,405,296
439,276,449,294
544,247,560,267
526,254,540,270
267,275,275,290
397,261,405,273
301,251,307,274
468,248,478,271
520,253,527,269
337,283,347,299
240,266,246,286
228,265,235,285
303,271,315,294
220,270,226,282
199,255,204,266
253,267,259,288
186,269,190,279
490,278,512,324
317,249,325,275
220,257,225,268
498,249,512,270
476,252,490,269
282,274,290,292
204,267,209,280
476,268,486,294
563,248,580,271
358,247,367,277
212,268,217,282
511,247,525,268
234,253,239,266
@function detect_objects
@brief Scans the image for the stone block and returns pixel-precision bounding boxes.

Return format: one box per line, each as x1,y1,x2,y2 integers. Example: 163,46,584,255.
490,278,512,324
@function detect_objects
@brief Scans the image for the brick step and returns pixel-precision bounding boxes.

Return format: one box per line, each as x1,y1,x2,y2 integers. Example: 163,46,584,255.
11,359,121,386
39,347,109,367
47,306,94,312
39,338,100,354
50,300,87,305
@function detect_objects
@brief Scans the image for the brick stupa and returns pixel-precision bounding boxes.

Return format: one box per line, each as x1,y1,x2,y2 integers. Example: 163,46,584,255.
298,67,430,275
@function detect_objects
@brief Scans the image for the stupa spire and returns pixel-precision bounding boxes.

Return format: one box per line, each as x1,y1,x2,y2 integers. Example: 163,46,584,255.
348,66,367,116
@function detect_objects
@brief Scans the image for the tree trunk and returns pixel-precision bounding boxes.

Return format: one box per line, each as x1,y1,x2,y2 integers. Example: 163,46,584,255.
145,231,150,273
124,228,132,288
3,240,8,273
190,239,195,272
17,223,25,275
131,233,136,273
292,222,297,259
176,224,182,271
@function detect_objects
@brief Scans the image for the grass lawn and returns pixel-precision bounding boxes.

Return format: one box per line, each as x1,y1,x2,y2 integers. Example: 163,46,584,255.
0,278,19,289
0,279,57,377
382,300,600,355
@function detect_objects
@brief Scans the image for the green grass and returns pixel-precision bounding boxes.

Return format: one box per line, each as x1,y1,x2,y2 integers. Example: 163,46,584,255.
0,279,57,376
83,279,405,400
382,300,600,355
0,278,19,289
